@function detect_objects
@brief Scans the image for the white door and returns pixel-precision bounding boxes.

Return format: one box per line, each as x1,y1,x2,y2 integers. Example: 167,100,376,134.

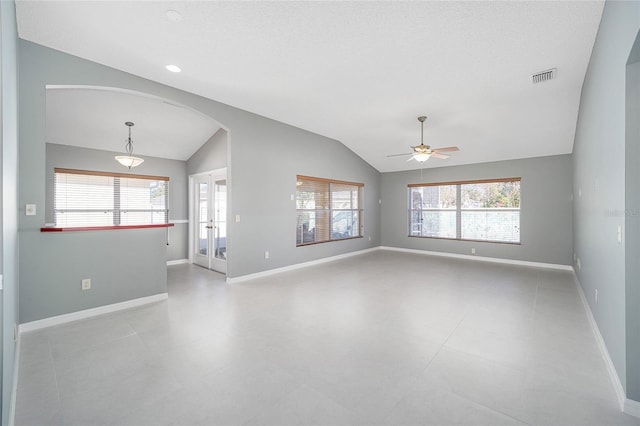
192,170,227,274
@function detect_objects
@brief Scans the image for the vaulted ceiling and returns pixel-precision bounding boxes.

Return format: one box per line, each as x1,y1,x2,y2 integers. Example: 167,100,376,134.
46,87,221,161
16,1,604,172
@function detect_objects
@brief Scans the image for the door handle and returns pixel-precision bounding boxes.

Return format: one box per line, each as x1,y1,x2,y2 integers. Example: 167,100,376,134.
205,225,213,229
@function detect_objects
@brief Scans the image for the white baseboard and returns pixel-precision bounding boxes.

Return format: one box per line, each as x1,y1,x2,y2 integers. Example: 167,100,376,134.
9,330,20,426
167,259,189,266
19,293,168,333
380,246,573,271
227,246,573,284
624,398,640,418
573,270,629,414
226,247,380,284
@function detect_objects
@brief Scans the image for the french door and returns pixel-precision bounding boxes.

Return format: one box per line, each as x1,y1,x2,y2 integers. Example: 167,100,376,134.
192,170,227,274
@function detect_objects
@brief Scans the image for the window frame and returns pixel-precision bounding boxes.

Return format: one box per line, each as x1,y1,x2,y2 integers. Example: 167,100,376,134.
53,168,170,230
408,177,521,244
296,175,364,247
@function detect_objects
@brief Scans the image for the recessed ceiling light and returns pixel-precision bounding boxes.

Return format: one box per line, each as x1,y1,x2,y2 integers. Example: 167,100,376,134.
165,65,182,73
165,10,183,22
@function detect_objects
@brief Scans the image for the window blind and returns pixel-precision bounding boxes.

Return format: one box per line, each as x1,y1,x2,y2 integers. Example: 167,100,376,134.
296,175,363,246
54,168,169,228
408,178,520,243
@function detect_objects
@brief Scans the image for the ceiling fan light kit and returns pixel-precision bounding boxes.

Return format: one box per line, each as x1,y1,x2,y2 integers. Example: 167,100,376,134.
115,121,145,169
387,115,459,163
413,153,431,162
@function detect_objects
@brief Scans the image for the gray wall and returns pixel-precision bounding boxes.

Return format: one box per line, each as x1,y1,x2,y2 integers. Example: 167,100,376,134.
1,2,19,424
187,128,227,175
20,229,168,323
381,155,573,265
626,57,640,402
18,39,381,324
229,125,380,276
45,143,189,262
573,0,640,399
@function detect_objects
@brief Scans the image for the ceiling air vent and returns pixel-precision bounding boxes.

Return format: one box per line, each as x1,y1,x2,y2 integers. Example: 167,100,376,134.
532,68,556,84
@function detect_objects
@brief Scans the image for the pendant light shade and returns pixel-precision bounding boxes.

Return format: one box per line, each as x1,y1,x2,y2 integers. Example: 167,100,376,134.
115,121,144,169
115,155,145,168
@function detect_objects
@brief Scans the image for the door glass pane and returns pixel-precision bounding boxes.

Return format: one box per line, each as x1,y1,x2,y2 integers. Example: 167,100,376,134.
198,182,208,256
214,180,227,260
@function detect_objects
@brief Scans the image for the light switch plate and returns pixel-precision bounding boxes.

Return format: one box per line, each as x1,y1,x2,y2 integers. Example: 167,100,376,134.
617,225,622,243
26,204,36,216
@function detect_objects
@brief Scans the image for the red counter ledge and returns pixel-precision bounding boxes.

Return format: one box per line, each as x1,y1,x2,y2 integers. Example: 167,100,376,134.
41,224,175,232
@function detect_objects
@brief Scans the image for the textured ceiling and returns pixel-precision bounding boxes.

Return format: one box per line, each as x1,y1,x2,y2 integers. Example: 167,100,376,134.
17,1,604,172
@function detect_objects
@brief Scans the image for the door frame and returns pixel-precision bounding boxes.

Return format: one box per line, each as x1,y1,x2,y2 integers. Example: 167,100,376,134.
188,167,228,273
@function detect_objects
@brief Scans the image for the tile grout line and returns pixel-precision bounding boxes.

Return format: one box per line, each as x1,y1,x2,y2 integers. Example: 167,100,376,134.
380,307,472,423
520,269,541,423
47,337,64,425
422,272,539,425
438,386,535,426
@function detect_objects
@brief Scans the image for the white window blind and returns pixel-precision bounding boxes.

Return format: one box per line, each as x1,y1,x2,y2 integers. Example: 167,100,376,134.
54,168,169,228
296,176,363,246
409,178,520,243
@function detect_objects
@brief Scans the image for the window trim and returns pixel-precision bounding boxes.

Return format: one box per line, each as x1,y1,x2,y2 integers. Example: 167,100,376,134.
408,177,521,245
296,175,364,246
407,177,520,188
54,168,169,181
297,175,364,188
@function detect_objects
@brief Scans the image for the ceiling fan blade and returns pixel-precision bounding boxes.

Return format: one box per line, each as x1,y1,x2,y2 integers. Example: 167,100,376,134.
387,153,412,158
432,146,459,153
431,153,450,159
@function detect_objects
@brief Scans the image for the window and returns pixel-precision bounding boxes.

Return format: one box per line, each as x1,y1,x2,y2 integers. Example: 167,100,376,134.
296,175,363,246
409,178,520,243
54,168,169,228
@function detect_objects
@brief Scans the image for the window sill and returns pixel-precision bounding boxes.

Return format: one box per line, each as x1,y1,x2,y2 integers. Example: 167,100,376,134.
408,235,521,245
41,224,174,233
296,236,363,247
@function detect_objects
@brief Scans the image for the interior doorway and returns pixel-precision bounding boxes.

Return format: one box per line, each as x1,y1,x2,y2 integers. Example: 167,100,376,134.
190,168,227,274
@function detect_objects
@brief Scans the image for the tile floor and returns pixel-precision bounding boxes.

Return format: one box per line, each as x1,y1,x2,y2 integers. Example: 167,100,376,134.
14,250,640,425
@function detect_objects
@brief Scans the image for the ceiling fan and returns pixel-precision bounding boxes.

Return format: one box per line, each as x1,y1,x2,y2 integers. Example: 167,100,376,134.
387,116,459,162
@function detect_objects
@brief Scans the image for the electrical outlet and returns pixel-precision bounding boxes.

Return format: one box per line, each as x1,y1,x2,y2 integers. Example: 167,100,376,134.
264,251,270,259
368,235,371,241
471,248,476,255
577,257,581,270
595,289,599,303
235,214,240,223
25,204,36,216
573,253,577,262
81,278,91,290
290,194,294,201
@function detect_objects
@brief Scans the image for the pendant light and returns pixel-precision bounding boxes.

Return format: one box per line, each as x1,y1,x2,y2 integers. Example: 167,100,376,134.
115,121,144,169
